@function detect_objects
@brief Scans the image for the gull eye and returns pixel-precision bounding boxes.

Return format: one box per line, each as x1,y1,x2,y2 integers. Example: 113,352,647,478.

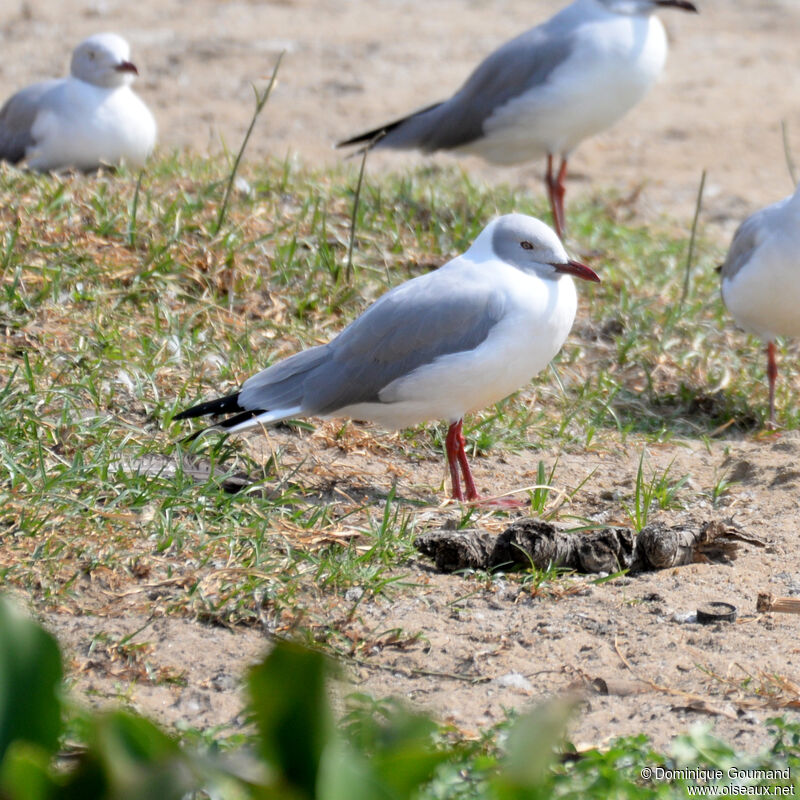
520,240,534,250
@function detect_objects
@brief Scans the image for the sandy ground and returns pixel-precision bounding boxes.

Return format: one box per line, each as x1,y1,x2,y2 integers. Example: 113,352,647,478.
41,424,800,754
4,0,800,757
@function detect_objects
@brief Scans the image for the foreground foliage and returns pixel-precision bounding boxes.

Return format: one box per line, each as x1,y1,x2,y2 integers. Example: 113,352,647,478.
0,597,798,799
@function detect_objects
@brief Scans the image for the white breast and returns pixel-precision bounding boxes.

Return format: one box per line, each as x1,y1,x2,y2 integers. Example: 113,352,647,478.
28,79,156,171
337,265,578,430
722,211,800,342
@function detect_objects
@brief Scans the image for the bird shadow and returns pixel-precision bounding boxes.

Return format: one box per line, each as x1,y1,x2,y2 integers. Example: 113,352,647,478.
150,446,440,509
603,384,763,439
292,478,436,510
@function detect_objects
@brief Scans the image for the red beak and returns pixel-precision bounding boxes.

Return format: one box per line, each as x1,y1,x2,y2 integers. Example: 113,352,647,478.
554,259,601,283
115,60,139,75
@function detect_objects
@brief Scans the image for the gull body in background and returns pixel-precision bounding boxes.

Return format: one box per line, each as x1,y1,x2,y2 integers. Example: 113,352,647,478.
338,0,697,238
0,33,157,171
175,214,600,502
721,182,800,426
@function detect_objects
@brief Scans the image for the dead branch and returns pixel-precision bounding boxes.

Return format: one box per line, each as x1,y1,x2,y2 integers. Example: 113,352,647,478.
415,519,763,575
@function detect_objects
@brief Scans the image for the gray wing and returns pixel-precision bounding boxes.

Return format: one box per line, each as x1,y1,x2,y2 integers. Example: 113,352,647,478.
239,270,506,414
720,204,778,281
0,80,60,163
376,26,574,152
239,344,331,411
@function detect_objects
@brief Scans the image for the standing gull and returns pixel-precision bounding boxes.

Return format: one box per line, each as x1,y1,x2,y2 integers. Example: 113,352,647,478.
0,33,157,172
174,214,600,502
721,182,800,426
338,0,697,238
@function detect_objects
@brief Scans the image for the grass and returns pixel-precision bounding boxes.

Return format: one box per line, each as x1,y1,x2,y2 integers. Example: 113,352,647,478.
3,151,800,791
4,602,800,800
0,153,795,626
622,450,688,531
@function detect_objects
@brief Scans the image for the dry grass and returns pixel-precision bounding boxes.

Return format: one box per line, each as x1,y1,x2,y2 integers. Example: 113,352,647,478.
2,154,797,634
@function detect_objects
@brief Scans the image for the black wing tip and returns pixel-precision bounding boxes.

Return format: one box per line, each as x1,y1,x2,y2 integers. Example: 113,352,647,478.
336,132,369,149
172,392,243,421
336,101,444,150
0,153,25,166
176,408,266,446
336,127,389,150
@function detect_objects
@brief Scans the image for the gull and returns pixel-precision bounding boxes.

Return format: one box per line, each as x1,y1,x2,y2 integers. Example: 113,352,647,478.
720,182,800,426
0,33,157,172
337,0,697,238
174,214,600,502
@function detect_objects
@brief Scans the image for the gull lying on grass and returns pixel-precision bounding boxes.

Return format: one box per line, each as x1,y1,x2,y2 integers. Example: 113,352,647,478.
721,182,800,426
0,33,157,171
338,0,697,239
174,214,600,503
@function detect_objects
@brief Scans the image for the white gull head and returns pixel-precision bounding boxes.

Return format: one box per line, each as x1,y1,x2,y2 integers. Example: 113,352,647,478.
70,33,140,89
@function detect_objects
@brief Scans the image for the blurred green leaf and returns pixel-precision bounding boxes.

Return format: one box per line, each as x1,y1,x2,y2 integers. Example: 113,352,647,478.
358,705,445,795
492,697,577,799
321,702,449,800
318,740,389,800
248,642,334,798
0,597,63,762
60,712,191,800
0,741,56,800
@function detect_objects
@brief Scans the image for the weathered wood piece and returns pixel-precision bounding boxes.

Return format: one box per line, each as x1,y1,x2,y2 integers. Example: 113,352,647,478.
415,519,762,575
634,520,753,570
415,520,633,573
756,594,800,615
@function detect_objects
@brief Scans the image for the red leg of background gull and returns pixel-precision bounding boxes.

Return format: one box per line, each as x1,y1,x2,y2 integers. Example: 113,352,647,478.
445,421,466,501
545,155,560,238
451,419,479,501
554,157,568,237
766,341,778,426
545,155,567,239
